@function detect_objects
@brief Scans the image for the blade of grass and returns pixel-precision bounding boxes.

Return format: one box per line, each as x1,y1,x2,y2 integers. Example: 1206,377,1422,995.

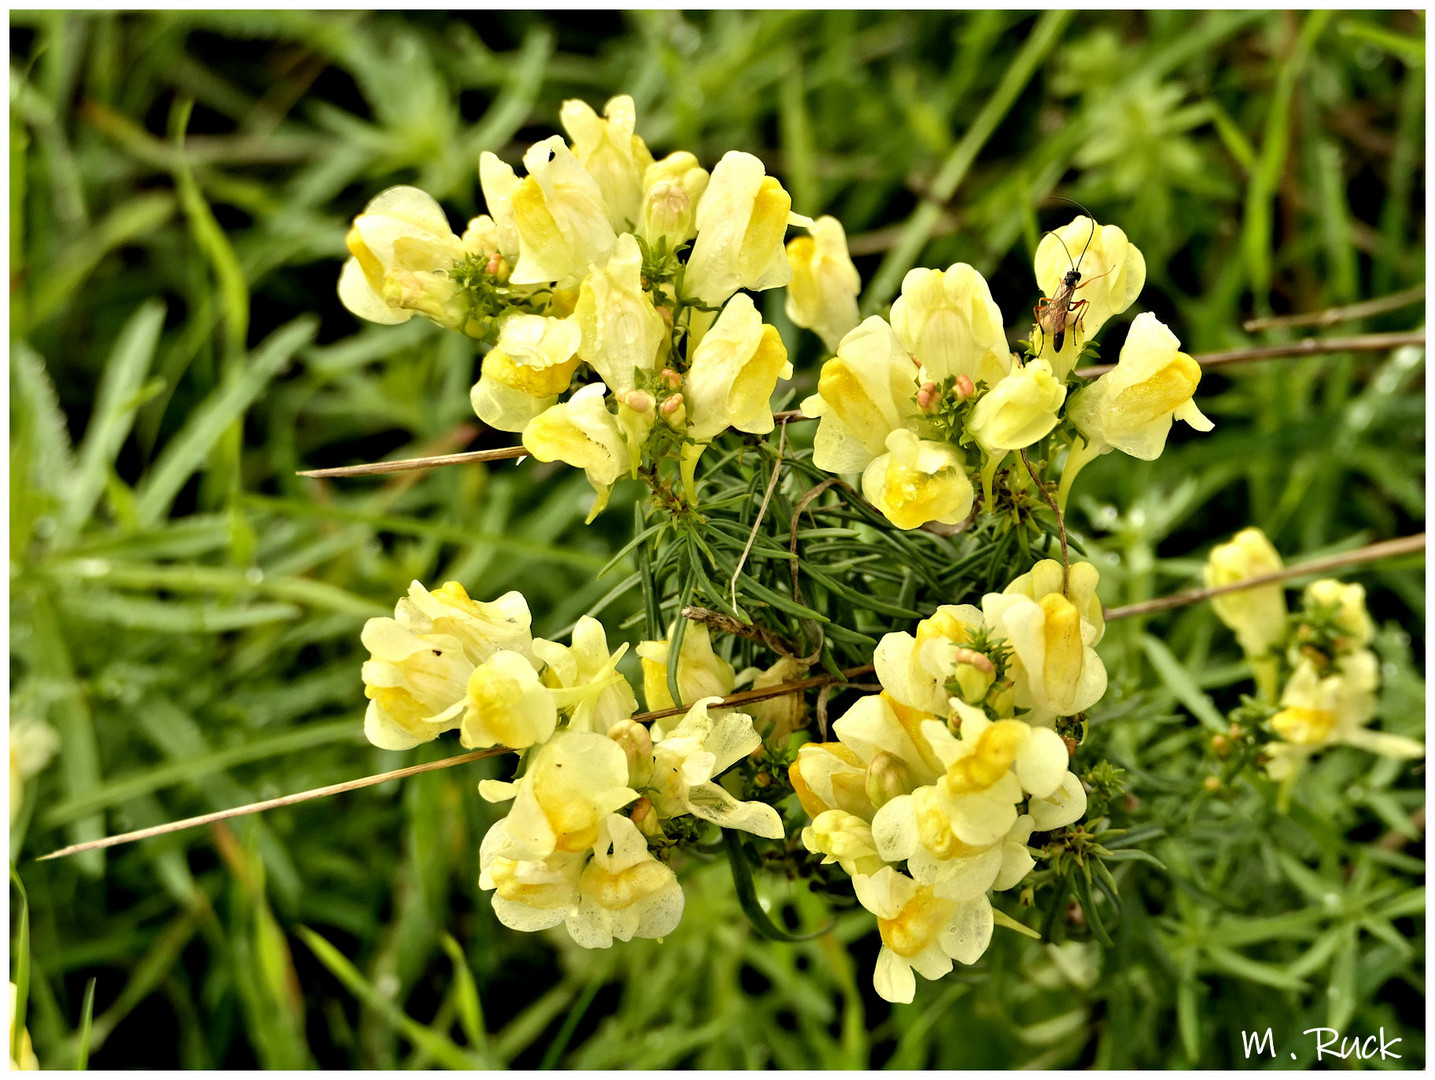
135,316,317,526
296,926,477,1070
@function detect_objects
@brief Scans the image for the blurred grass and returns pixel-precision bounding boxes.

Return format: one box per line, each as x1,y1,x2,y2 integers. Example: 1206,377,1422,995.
9,10,1425,1068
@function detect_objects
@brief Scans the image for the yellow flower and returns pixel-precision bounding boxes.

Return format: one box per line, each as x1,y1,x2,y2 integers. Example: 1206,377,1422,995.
734,656,810,742
682,151,794,307
1069,313,1212,458
802,316,922,474
1205,528,1286,700
479,820,586,932
338,186,477,327
509,136,618,288
480,731,638,860
1058,313,1212,512
648,698,785,838
636,620,735,710
522,384,632,522
968,360,1065,453
982,561,1107,724
784,215,861,352
9,718,58,825
531,616,640,735
361,582,533,750
1033,215,1146,377
460,650,558,750
1265,651,1422,779
889,264,1011,390
571,233,668,395
1300,579,1374,650
559,94,654,234
684,292,792,441
789,741,874,821
802,809,887,878
862,428,974,531
641,151,709,250
469,313,583,432
567,814,684,947
852,866,993,1003
479,152,522,263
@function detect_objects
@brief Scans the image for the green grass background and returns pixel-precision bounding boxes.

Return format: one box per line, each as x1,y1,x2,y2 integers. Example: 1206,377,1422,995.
9,10,1425,1068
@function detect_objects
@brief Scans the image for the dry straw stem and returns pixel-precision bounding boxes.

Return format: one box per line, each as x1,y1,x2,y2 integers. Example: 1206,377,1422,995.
1103,533,1425,621
1075,330,1425,378
1240,284,1424,331
296,335,1423,480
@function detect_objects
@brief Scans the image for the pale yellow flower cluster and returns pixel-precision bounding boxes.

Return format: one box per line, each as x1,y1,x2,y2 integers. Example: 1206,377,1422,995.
800,215,1212,530
339,95,813,520
789,559,1104,1003
361,581,783,949
1203,529,1423,779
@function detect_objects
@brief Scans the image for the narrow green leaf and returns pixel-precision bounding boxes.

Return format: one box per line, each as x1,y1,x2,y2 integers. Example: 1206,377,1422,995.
296,926,476,1070
136,316,316,525
75,978,97,1070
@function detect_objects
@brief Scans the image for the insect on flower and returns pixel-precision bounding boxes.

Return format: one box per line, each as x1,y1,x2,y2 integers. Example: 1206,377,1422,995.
1033,197,1114,354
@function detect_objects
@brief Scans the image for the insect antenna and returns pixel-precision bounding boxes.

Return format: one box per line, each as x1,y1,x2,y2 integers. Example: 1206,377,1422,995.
1042,229,1078,275
1048,195,1098,271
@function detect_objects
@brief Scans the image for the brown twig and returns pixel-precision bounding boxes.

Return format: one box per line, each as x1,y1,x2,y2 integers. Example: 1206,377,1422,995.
1103,533,1425,622
731,425,786,613
1076,331,1426,378
36,663,878,862
1241,285,1425,332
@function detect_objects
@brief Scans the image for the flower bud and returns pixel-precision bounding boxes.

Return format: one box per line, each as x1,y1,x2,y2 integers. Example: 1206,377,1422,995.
642,180,695,252
1211,734,1232,757
953,374,976,401
608,719,655,788
864,751,914,809
951,649,996,705
916,381,940,412
1202,775,1222,793
629,795,663,839
660,368,682,390
990,677,1022,716
624,389,656,414
660,392,686,426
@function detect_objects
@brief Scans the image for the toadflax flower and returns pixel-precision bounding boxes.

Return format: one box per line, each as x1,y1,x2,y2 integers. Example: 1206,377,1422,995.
509,136,619,289
522,383,633,522
683,292,793,441
648,698,785,839
480,730,638,860
361,582,533,750
559,94,654,235
1204,527,1285,699
861,428,975,531
338,186,495,328
1061,313,1213,509
889,264,1012,391
1265,650,1423,779
566,813,685,947
571,233,669,396
1032,215,1146,378
637,620,736,711
469,312,583,432
785,215,861,352
682,151,795,307
531,616,640,735
982,559,1107,725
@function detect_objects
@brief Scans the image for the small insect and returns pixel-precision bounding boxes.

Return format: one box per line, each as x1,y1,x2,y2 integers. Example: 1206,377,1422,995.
1033,197,1113,355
